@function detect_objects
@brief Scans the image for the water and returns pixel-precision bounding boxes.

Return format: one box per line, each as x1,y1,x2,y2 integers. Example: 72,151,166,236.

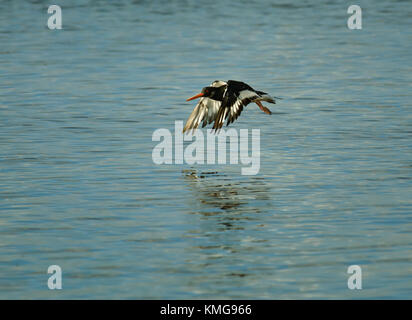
1,0,411,299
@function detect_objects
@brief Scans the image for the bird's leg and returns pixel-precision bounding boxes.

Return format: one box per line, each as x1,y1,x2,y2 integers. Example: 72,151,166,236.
255,101,272,115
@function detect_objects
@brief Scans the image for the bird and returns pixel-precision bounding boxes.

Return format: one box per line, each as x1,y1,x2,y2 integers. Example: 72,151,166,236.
183,80,279,133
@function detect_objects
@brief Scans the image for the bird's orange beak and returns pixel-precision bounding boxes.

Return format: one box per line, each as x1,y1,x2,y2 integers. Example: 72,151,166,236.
186,93,204,101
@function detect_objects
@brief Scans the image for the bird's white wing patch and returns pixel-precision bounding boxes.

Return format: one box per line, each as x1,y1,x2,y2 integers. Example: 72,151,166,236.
238,90,259,101
183,97,221,133
229,99,243,119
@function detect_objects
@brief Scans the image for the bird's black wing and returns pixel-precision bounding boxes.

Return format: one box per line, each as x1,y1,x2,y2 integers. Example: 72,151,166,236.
212,80,260,131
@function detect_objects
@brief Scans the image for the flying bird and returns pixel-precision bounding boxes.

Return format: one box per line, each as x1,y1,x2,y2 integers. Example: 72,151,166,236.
183,80,279,133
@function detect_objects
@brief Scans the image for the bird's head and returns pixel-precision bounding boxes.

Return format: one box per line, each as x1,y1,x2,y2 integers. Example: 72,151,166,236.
186,86,214,101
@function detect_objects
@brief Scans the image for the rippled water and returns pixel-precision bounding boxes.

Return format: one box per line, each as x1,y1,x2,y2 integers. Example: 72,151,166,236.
1,0,411,299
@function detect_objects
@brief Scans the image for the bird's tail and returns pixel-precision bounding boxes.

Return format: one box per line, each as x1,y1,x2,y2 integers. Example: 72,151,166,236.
256,91,280,104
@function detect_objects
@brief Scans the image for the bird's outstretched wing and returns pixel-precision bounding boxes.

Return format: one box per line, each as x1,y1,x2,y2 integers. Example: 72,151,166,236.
212,80,261,131
183,97,221,134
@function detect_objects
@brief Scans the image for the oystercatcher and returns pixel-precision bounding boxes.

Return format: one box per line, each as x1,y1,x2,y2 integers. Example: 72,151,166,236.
183,80,279,133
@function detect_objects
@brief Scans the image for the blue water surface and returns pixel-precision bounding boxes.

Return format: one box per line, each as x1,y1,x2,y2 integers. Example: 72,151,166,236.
0,0,411,299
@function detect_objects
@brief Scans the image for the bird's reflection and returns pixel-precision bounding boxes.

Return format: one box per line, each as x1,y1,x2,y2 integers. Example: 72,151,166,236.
182,169,271,230
181,169,272,281
184,170,242,212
